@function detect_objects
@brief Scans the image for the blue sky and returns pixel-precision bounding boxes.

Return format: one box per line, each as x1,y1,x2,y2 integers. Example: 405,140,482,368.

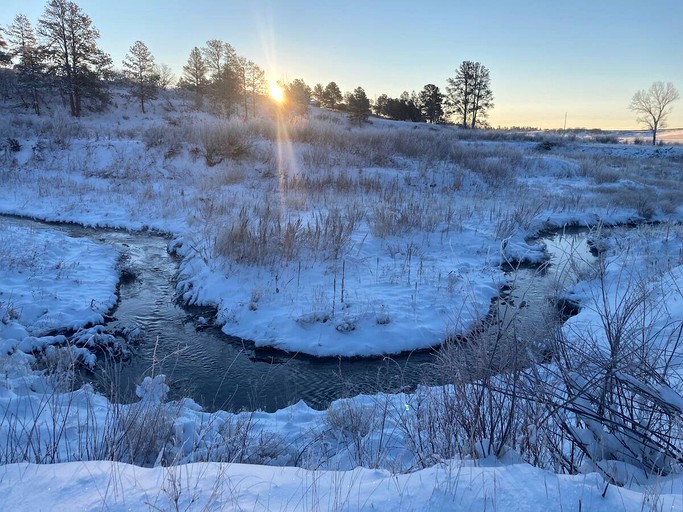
2,0,682,129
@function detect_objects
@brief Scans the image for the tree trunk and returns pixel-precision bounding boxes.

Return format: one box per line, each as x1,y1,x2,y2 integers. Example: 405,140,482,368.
74,83,81,117
32,86,40,115
68,88,77,116
471,99,478,129
242,75,248,121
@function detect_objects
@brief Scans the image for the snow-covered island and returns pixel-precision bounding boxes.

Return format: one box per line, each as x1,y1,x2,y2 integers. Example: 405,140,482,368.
1,85,683,509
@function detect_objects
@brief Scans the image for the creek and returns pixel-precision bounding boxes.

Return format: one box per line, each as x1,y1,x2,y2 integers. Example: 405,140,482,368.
2,216,596,412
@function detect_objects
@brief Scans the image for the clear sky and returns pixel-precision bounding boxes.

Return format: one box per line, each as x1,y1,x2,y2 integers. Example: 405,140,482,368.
2,0,682,129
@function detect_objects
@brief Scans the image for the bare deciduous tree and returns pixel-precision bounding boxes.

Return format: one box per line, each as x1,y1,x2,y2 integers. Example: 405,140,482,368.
629,82,680,145
154,63,175,89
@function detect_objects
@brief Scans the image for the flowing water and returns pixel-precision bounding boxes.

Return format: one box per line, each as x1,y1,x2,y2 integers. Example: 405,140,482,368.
2,216,597,412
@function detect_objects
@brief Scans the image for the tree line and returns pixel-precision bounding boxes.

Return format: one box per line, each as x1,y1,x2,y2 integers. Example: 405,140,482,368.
0,2,112,117
305,60,494,128
2,0,679,141
177,40,268,120
0,0,497,128
0,0,269,119
371,62,494,128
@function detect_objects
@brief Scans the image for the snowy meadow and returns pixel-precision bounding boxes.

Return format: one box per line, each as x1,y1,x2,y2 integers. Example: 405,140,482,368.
1,94,683,510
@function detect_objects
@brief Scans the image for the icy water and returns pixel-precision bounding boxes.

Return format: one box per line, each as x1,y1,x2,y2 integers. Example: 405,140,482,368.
3,216,596,412
106,229,438,412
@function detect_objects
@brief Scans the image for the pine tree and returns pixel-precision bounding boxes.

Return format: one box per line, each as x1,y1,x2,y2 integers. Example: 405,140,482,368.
38,0,112,117
322,81,342,109
202,39,238,114
401,91,422,122
311,83,324,105
179,47,207,108
122,40,158,113
0,27,11,66
6,14,46,114
346,86,370,126
284,78,311,116
446,61,493,128
372,94,389,116
0,28,13,103
418,84,444,124
202,39,236,83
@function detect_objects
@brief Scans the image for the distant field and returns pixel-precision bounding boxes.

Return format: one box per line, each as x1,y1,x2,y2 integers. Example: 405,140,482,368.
615,128,683,144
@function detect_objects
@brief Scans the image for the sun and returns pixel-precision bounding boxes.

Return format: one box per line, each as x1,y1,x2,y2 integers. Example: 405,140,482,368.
269,82,284,103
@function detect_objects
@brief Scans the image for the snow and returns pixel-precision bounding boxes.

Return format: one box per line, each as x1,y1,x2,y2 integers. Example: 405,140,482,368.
616,128,683,145
2,103,682,358
3,459,679,511
2,94,683,510
0,219,119,351
561,224,683,358
174,225,504,357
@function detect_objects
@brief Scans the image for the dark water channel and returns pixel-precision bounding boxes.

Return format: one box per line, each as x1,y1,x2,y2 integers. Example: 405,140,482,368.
3,216,597,413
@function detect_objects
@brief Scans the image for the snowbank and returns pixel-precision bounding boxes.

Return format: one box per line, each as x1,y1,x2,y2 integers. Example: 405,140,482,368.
0,219,119,351
1,459,679,511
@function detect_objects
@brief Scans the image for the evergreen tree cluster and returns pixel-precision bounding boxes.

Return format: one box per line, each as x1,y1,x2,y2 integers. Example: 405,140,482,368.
372,65,493,128
178,40,266,119
373,91,423,122
0,0,112,116
311,81,343,109
0,1,495,126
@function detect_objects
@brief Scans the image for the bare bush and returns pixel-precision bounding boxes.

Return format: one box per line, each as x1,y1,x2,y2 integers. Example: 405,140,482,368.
542,257,683,482
197,121,254,166
324,397,395,469
212,202,357,266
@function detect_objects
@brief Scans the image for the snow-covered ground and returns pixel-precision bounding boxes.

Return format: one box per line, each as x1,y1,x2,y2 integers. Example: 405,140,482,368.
616,128,683,145
2,101,681,357
0,219,120,365
2,95,683,509
4,458,682,511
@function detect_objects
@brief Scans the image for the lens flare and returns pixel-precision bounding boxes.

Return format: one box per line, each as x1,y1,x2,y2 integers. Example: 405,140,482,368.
269,82,284,103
